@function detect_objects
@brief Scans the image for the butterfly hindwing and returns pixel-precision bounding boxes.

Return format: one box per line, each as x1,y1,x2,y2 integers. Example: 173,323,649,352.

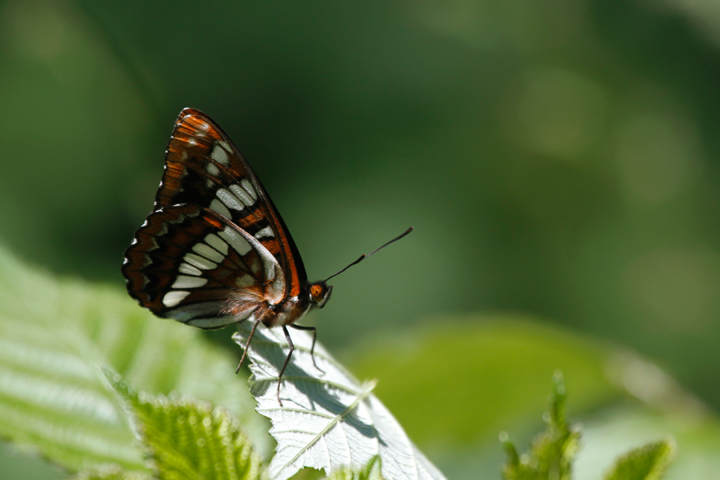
155,108,306,297
122,203,286,329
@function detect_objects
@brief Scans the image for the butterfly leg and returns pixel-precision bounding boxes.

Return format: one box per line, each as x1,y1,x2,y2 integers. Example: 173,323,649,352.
290,324,325,374
236,318,262,374
277,326,296,406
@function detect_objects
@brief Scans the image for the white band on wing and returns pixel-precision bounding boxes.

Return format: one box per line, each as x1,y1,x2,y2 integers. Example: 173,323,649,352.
220,225,286,304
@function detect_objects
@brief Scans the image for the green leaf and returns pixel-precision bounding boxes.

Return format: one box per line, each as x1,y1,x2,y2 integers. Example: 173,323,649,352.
107,371,266,480
0,244,268,473
574,405,714,480
233,323,446,480
68,466,151,480
350,316,622,447
501,372,580,480
327,456,385,480
602,440,676,480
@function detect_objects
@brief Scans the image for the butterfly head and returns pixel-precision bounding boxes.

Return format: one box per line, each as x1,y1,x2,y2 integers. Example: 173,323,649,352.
309,281,333,309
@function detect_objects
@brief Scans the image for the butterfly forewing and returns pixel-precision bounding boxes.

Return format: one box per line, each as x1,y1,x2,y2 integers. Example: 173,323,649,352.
155,108,306,297
122,203,285,329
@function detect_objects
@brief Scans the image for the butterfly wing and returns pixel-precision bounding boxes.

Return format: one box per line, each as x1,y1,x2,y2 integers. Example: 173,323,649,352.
122,204,285,329
155,108,307,297
123,108,312,328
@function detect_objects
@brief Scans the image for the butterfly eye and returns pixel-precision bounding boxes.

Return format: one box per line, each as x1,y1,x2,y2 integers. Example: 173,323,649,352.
310,283,332,308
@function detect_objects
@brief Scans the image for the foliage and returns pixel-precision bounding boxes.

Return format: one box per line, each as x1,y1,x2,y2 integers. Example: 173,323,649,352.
69,467,150,480
501,373,675,480
0,244,443,479
327,456,384,480
350,317,622,446
105,371,266,480
0,244,710,480
501,373,580,480
232,324,445,480
602,440,675,480
0,245,266,475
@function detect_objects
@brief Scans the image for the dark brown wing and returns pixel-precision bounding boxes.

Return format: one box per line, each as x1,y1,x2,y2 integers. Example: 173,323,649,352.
155,108,307,297
122,204,285,329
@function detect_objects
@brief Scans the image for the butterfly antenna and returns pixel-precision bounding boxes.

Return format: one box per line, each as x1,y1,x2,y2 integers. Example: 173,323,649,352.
324,226,414,282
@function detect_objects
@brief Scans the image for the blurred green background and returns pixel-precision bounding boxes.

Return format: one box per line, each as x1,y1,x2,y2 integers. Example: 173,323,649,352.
2,0,720,478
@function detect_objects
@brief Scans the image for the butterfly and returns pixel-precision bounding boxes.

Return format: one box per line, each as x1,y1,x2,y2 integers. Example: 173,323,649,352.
122,108,412,405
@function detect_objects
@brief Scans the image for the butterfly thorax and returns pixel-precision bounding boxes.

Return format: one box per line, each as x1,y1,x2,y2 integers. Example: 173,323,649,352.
219,280,331,328
226,293,309,328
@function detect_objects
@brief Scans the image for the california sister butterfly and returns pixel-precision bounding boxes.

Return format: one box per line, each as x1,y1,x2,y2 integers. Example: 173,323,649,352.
122,108,412,405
